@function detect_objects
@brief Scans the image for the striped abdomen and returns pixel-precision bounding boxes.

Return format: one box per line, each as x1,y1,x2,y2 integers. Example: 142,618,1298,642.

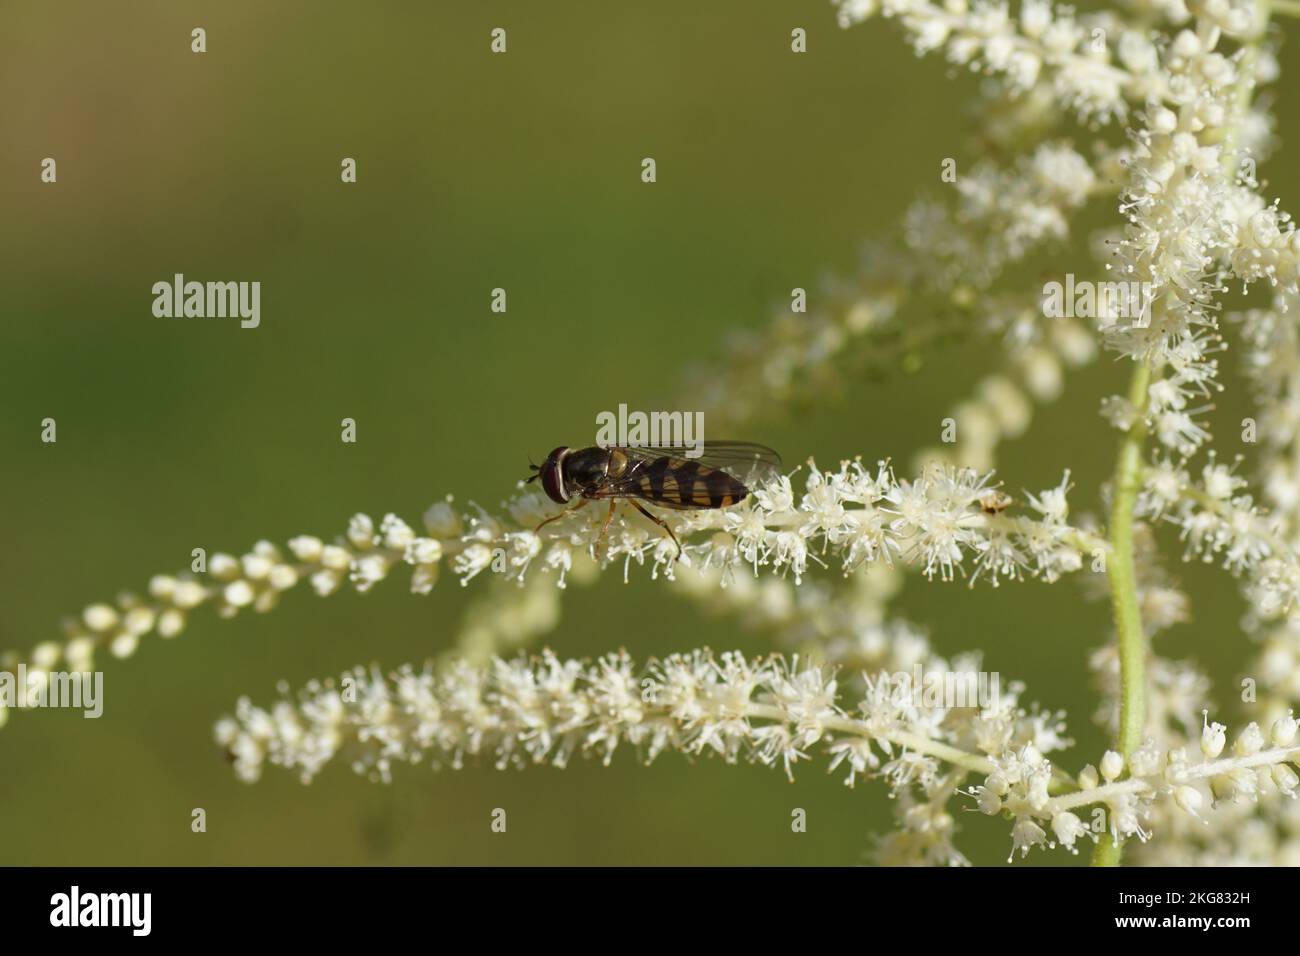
636,456,746,509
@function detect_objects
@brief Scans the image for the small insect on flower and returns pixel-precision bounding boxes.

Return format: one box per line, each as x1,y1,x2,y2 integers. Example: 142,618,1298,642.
525,442,782,560
979,490,1014,515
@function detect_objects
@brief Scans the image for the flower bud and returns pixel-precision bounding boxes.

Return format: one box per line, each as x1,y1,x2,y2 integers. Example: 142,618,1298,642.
1268,762,1299,794
83,603,119,633
1100,750,1124,781
1149,106,1178,134
1208,773,1231,801
347,514,375,549
148,574,178,600
1174,785,1203,816
1233,722,1264,757
209,553,240,579
31,642,61,670
241,553,273,581
223,580,255,608
157,608,185,638
288,535,324,563
1271,713,1297,748
110,632,139,659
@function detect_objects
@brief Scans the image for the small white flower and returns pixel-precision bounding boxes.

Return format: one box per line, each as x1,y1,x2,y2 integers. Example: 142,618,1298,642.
347,514,376,549
1202,715,1227,758
288,535,324,563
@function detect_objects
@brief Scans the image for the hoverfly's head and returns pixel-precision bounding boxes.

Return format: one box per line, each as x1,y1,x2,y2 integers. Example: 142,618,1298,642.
525,446,571,504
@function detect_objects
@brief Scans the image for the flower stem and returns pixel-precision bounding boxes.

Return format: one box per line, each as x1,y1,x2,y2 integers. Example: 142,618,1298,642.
1091,360,1151,868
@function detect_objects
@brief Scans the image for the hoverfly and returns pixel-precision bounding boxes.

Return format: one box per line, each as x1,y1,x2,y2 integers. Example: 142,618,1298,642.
524,442,783,560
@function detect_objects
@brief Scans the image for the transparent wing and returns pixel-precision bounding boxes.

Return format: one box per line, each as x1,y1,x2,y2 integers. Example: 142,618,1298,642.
595,441,783,509
620,442,782,483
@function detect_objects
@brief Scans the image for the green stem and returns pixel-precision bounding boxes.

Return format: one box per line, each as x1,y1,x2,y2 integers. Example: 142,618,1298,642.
1090,2,1273,868
1091,361,1151,868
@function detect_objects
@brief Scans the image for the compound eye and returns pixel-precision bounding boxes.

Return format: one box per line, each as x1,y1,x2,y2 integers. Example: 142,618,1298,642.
541,462,568,503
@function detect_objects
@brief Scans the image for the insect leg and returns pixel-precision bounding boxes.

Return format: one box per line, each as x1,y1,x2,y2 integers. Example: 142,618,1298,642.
629,500,682,562
533,497,590,535
593,500,618,561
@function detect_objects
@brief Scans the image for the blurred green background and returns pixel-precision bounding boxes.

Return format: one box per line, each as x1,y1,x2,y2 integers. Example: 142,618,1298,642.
2,1,1297,866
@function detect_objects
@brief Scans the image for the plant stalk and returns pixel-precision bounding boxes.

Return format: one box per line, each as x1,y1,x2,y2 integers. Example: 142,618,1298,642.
1091,361,1151,867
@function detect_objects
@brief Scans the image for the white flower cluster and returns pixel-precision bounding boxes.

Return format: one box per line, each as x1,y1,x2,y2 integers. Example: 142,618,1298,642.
1104,24,1295,463
1105,46,1237,453
1134,290,1300,863
980,712,1300,858
453,458,1087,589
834,0,1179,123
220,650,864,785
1139,455,1300,617
0,460,1087,729
1135,794,1300,866
0,543,302,728
1233,295,1300,522
906,142,1099,288
684,142,1100,432
218,648,1300,862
